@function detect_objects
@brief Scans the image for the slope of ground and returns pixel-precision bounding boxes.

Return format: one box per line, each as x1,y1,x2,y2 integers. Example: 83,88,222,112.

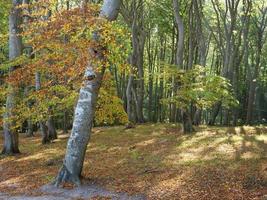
0,124,267,199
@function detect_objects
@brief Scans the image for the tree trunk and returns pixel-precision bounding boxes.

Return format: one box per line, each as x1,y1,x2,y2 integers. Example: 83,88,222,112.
246,51,261,125
40,122,50,144
246,7,267,124
35,72,50,144
208,102,221,125
54,0,122,186
171,0,184,123
47,117,57,140
23,86,34,137
182,110,194,134
130,4,145,123
63,111,68,134
2,0,22,155
26,119,34,137
126,74,135,124
193,109,202,126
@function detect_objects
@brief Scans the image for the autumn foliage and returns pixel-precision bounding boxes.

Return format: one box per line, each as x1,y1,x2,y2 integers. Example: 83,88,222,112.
0,1,131,127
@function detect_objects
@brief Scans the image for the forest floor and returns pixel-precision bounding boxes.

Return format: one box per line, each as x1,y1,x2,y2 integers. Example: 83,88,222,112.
0,124,267,200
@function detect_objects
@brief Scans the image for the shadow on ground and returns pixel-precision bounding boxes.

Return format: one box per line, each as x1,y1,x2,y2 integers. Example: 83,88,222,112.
0,124,266,199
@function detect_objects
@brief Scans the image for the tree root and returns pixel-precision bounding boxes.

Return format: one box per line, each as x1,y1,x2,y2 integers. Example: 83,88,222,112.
125,122,135,129
1,147,20,155
53,165,81,187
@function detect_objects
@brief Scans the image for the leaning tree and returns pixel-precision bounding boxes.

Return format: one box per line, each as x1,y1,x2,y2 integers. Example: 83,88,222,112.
54,0,122,186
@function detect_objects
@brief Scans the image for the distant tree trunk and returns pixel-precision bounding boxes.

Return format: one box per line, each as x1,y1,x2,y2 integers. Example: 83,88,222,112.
63,111,68,134
126,74,135,124
246,7,267,124
121,0,146,123
193,109,202,126
54,0,122,186
173,0,193,133
47,117,57,140
208,102,221,125
242,1,252,123
246,49,262,124
2,0,23,155
173,0,184,68
129,2,145,123
24,86,34,137
171,0,185,123
182,110,195,134
147,30,154,121
158,36,166,122
26,120,34,137
193,0,207,125
35,72,50,144
40,122,49,144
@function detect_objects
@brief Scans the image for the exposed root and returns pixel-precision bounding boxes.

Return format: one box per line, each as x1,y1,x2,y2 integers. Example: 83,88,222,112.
125,122,135,129
1,147,20,155
53,165,81,187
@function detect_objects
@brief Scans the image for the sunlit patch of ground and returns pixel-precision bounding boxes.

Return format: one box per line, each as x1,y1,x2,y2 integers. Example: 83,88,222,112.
0,124,267,199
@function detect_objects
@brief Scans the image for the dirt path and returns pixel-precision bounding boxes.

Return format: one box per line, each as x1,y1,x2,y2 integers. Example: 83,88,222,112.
0,182,146,200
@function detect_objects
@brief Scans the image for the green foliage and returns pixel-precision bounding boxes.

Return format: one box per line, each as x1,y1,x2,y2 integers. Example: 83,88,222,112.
0,0,10,63
161,66,239,111
0,55,30,71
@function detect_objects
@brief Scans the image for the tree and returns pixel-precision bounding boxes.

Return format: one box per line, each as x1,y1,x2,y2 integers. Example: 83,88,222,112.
162,66,238,133
121,0,146,124
246,5,267,124
2,0,22,154
54,0,122,186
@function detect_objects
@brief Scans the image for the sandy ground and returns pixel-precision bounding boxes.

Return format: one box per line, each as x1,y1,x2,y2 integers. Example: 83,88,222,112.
0,181,146,200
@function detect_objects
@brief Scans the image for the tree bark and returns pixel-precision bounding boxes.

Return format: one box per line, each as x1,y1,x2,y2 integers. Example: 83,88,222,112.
208,102,221,125
246,7,267,124
2,0,23,155
121,0,146,123
182,110,195,134
47,117,57,140
26,119,34,137
35,72,50,144
171,0,185,123
126,74,135,124
54,0,122,186
173,0,184,68
63,111,69,134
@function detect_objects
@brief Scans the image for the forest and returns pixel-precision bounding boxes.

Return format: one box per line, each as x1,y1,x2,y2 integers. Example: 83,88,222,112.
0,0,267,199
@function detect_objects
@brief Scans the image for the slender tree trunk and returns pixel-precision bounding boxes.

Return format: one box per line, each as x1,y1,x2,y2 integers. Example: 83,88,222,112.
193,109,202,126
63,111,68,134
40,122,49,144
24,86,34,137
208,102,221,125
54,0,122,186
246,50,261,124
182,110,195,134
131,7,145,123
246,7,267,124
35,72,50,144
147,31,153,121
47,117,57,140
173,0,184,68
26,120,34,137
171,0,185,124
126,74,135,124
2,0,23,155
